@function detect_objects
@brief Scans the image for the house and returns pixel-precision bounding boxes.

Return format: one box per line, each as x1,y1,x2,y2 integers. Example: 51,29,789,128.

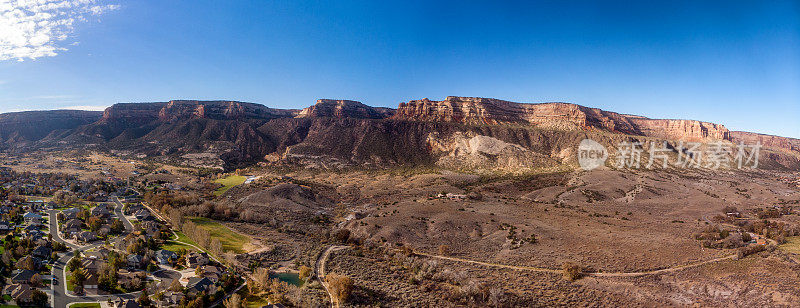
186,276,214,294
158,291,185,307
15,256,43,271
127,254,144,269
62,218,83,229
140,221,160,237
200,265,222,283
112,298,141,308
186,252,209,268
3,283,34,304
24,229,45,239
11,269,37,284
23,224,41,232
85,247,111,260
124,204,144,215
61,207,81,220
76,231,98,243
31,245,51,259
91,205,111,218
23,212,42,223
0,221,13,232
117,269,146,289
263,304,286,308
84,272,99,289
63,219,84,233
134,209,154,221
82,257,103,273
155,249,178,265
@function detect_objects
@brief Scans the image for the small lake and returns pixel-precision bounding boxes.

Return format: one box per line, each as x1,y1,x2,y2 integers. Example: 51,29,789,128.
269,272,303,286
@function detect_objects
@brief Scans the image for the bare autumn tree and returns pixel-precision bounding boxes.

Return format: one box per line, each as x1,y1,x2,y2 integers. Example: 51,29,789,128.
223,293,244,308
326,273,353,305
210,238,223,256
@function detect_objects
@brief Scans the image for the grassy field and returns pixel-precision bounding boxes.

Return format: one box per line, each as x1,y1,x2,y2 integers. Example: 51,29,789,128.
189,217,250,253
214,175,247,196
161,240,198,253
68,303,101,308
779,236,800,254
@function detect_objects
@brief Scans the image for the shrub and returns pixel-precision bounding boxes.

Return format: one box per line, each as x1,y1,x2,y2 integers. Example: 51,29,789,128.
561,262,583,281
438,244,450,256
735,244,767,259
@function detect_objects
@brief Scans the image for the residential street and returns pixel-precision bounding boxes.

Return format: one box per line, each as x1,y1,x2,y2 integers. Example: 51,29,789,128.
48,196,171,307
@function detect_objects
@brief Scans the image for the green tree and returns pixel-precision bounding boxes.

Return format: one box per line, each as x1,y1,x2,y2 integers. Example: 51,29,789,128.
31,289,49,307
70,267,86,288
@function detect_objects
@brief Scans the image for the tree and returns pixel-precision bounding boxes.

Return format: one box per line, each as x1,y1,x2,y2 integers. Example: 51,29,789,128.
210,238,223,256
299,265,312,281
169,278,184,292
326,273,353,304
30,273,42,287
111,219,125,234
71,267,86,288
67,257,82,272
88,216,103,232
137,288,151,307
223,293,243,308
31,289,48,307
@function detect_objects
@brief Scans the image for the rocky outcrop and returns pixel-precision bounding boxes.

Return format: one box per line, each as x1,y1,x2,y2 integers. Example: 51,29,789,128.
296,99,393,119
158,100,297,121
395,96,730,141
0,110,102,146
730,131,800,153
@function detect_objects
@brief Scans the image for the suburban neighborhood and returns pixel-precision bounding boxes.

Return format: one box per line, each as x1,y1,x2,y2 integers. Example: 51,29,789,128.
0,168,244,307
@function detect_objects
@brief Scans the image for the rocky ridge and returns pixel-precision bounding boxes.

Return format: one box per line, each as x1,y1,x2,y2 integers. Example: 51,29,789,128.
1,97,798,171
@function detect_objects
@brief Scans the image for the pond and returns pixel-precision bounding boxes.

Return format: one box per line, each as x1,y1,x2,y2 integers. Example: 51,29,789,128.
269,272,303,287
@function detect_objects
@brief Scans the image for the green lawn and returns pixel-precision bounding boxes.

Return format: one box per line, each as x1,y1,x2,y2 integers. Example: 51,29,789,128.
174,231,201,247
189,217,250,253
213,175,247,196
68,303,101,308
779,236,800,254
161,240,198,253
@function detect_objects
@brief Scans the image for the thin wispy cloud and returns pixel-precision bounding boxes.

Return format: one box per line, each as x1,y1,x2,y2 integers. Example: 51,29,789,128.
59,105,107,111
0,0,119,61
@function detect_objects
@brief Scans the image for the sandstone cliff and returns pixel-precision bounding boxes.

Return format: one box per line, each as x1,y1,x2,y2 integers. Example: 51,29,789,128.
394,96,731,141
296,99,394,119
0,110,102,146
2,97,798,171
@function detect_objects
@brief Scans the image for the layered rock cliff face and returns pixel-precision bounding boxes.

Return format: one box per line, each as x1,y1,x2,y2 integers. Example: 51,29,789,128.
297,99,394,119
730,131,800,153
0,110,102,146
394,96,731,141
3,97,799,171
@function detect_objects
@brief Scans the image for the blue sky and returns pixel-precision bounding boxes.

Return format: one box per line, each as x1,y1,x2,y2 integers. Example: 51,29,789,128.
1,1,798,138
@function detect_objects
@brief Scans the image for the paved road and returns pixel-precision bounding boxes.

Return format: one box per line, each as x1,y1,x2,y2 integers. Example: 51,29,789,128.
49,196,170,307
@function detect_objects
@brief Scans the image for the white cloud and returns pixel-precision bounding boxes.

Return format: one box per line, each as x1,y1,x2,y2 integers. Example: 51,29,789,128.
0,0,120,61
59,105,108,111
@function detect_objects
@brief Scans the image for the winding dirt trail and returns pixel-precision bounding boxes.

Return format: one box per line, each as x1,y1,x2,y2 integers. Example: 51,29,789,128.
411,250,737,278
315,245,349,308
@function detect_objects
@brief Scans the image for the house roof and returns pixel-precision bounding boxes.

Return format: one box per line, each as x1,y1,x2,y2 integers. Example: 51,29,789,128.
12,270,37,282
128,254,143,262
22,212,41,218
187,276,214,292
